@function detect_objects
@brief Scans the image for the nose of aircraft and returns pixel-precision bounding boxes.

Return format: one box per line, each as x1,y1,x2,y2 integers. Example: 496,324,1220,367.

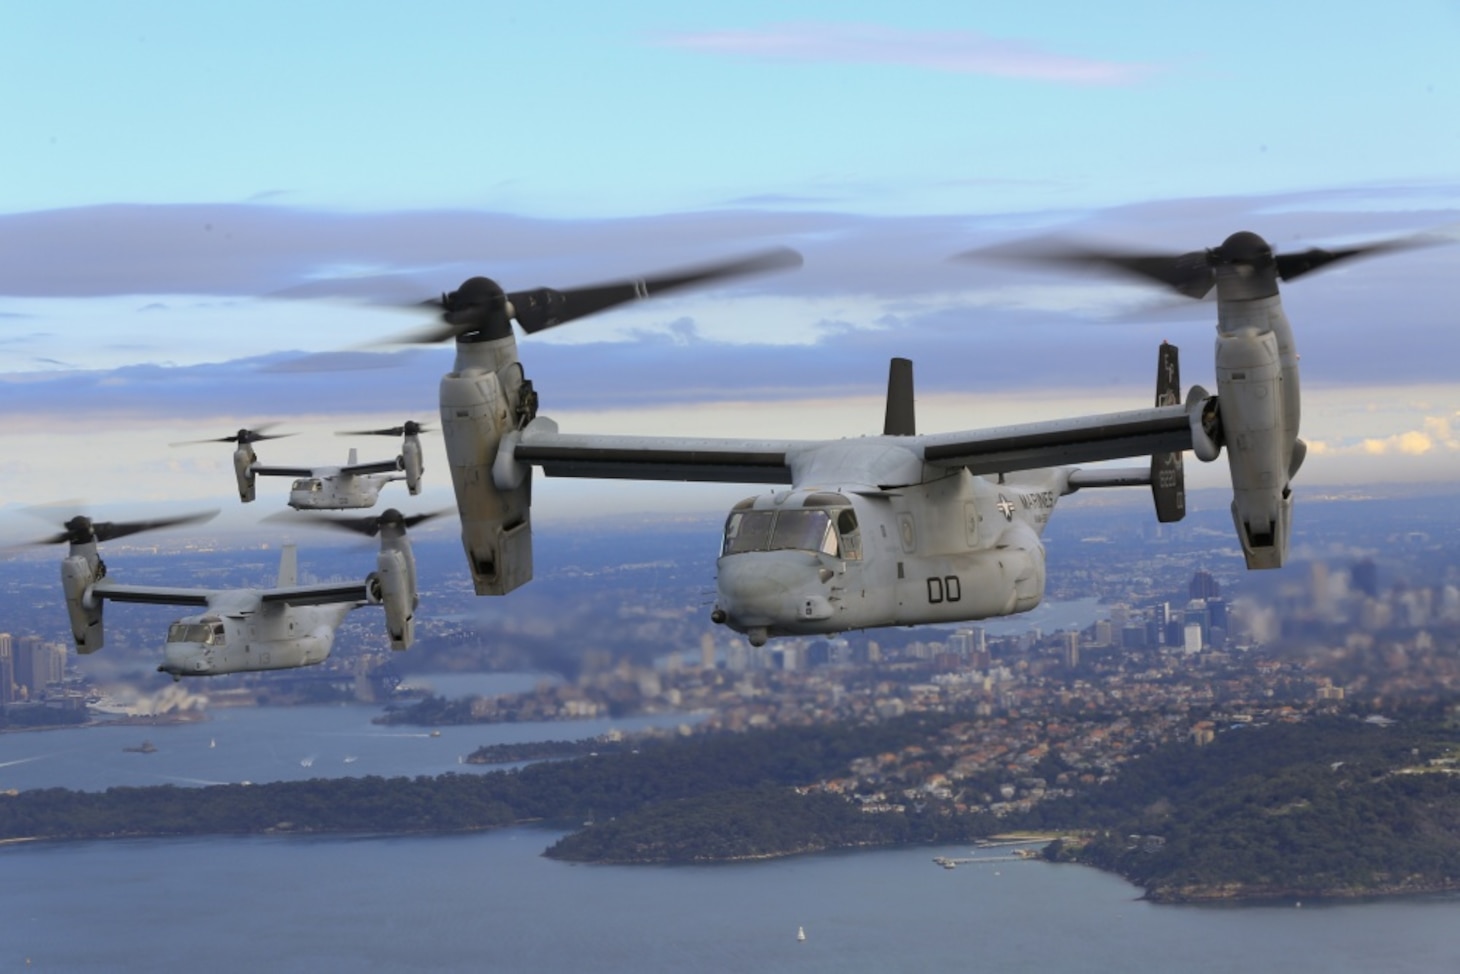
715,551,834,633
161,641,211,678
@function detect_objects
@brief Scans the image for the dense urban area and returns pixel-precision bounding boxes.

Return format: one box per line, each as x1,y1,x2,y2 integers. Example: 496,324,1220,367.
5,486,1460,898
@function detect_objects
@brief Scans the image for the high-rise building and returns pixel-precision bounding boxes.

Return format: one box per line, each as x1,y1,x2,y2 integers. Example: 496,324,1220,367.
13,635,42,694
0,633,13,705
1183,622,1204,654
1206,597,1228,633
947,629,975,659
13,637,65,696
1310,562,1332,615
1184,599,1210,645
1189,570,1221,601
1350,558,1379,598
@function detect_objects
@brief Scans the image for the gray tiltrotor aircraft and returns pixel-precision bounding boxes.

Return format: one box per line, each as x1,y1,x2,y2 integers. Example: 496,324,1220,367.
175,421,427,510
38,508,433,678
387,233,1415,644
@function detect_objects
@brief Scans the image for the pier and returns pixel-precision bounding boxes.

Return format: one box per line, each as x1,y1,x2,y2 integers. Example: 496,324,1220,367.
933,847,1043,869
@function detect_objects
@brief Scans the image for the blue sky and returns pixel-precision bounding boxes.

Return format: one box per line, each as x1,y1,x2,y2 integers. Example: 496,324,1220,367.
2,1,1460,528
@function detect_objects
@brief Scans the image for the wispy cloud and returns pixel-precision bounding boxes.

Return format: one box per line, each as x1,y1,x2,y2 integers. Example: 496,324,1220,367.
1308,414,1460,458
2,186,1457,395
654,22,1159,85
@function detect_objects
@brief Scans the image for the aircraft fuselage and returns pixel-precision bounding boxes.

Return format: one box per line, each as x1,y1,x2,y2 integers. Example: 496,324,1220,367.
713,468,1059,645
286,473,401,510
159,602,353,678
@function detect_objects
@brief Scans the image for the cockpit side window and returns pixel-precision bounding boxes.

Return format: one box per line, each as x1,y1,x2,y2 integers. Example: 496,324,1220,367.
836,508,862,561
723,510,775,555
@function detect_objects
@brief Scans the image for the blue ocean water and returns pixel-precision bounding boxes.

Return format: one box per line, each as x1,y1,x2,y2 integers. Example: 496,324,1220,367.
4,678,1460,973
0,674,695,793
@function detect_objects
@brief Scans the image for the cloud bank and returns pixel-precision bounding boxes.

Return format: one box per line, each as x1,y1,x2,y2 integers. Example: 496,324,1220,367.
654,22,1159,85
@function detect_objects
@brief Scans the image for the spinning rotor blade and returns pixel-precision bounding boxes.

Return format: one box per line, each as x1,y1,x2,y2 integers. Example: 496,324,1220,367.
1273,236,1436,281
275,508,450,537
336,420,432,437
394,247,803,344
28,510,219,546
960,239,1216,299
508,246,803,335
171,425,293,447
964,229,1447,300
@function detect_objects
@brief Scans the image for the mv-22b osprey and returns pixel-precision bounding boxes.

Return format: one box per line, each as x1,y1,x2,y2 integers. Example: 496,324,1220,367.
388,232,1414,646
37,508,434,678
176,421,427,510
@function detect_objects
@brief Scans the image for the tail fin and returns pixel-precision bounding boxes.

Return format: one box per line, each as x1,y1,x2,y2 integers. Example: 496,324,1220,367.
347,447,358,466
883,357,915,436
276,544,298,587
1151,341,1186,523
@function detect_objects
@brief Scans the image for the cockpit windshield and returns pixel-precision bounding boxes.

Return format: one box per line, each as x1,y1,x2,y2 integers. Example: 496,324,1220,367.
722,507,860,559
168,623,211,644
166,621,225,645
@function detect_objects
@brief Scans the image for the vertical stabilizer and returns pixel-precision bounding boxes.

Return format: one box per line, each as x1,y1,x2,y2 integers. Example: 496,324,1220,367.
347,447,358,466
1151,342,1186,523
276,544,298,588
883,357,916,436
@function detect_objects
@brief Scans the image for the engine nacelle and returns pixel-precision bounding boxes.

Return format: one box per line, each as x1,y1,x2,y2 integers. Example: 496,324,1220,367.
402,434,424,495
440,336,534,596
61,552,104,652
367,553,414,651
233,445,257,503
1215,321,1290,569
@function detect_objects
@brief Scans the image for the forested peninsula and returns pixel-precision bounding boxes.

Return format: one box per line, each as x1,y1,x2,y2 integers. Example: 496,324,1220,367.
1028,717,1460,902
6,713,1460,903
0,715,989,860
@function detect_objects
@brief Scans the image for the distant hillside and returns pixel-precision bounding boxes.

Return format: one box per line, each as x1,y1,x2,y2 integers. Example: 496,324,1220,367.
1026,716,1460,902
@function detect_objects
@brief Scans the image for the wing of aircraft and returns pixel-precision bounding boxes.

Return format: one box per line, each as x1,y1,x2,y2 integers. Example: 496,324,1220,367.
503,423,801,484
91,581,370,608
252,459,400,478
90,583,214,607
497,397,1202,489
337,458,404,477
916,403,1194,476
251,464,318,478
259,582,371,606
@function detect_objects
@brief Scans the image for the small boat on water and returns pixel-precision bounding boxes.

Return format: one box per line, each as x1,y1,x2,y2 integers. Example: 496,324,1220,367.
209,738,216,749
123,741,157,754
797,926,806,943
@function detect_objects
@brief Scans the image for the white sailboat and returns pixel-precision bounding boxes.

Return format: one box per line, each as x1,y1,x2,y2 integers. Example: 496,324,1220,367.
796,926,806,943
